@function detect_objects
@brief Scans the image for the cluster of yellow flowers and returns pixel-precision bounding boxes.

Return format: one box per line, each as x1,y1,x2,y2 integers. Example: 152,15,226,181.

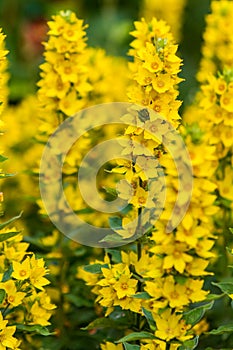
197,0,233,83
37,11,128,134
0,30,55,350
37,10,91,136
37,11,129,225
78,18,217,349
128,17,183,129
0,230,55,322
184,0,233,278
141,0,187,41
2,3,233,348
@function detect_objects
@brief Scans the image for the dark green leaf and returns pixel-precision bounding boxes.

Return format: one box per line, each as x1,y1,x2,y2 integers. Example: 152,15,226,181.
179,336,199,350
212,281,233,294
23,236,46,249
0,155,8,163
109,216,122,230
16,324,54,336
0,231,21,242
132,292,151,300
205,293,225,301
0,212,22,230
0,289,6,303
83,263,108,274
183,301,214,326
142,307,156,330
102,186,118,197
116,331,156,343
2,265,13,282
205,324,233,335
106,248,122,263
123,343,140,350
100,233,126,244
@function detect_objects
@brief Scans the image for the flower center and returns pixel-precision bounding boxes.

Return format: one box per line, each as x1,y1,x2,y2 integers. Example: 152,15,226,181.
8,295,15,303
20,270,27,277
151,62,159,70
121,283,128,290
144,77,152,84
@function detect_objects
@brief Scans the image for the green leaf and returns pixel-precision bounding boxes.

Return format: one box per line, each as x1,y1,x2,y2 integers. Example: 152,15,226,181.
0,172,15,179
116,331,156,343
23,236,47,250
178,336,199,350
109,216,122,230
99,233,126,244
0,289,6,303
0,155,8,163
81,317,128,331
229,228,233,234
106,248,122,263
205,293,225,301
103,186,118,197
2,264,13,282
123,343,140,350
0,212,22,230
142,307,156,330
83,263,108,274
132,292,151,300
16,324,54,336
212,281,233,294
183,301,214,326
205,324,233,335
0,231,21,242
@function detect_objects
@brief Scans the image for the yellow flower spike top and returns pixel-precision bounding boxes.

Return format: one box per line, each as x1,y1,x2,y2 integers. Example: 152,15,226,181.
37,10,92,134
128,17,183,129
198,0,233,83
141,0,187,42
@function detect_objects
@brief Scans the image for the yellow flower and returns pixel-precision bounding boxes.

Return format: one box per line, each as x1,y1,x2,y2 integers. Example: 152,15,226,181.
101,343,123,350
0,280,26,307
162,241,193,274
220,91,233,112
218,165,233,201
184,279,208,303
152,74,172,93
30,301,52,326
0,313,18,350
214,78,227,94
162,276,189,309
12,256,31,280
130,187,148,208
58,90,86,116
154,309,192,342
114,274,138,299
29,255,50,290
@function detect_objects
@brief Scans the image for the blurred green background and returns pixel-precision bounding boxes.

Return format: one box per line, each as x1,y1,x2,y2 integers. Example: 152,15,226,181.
0,0,211,107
